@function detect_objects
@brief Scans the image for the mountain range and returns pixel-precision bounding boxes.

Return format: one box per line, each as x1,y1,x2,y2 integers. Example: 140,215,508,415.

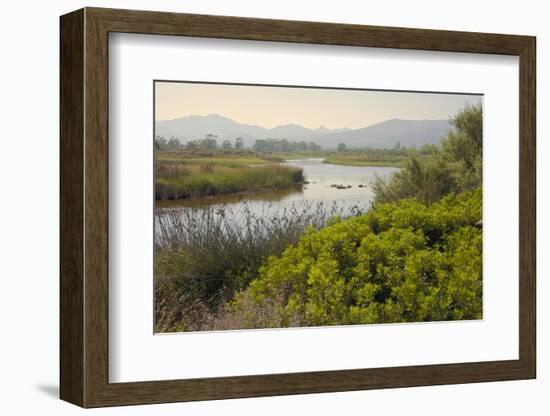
155,113,453,149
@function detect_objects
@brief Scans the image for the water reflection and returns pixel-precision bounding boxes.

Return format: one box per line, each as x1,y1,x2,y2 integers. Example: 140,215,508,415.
155,158,399,233
156,185,303,208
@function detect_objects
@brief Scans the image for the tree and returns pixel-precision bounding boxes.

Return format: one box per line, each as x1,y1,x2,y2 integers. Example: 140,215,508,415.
307,142,322,152
235,137,244,150
393,142,401,152
202,134,218,149
373,104,482,204
222,140,232,150
186,140,199,150
253,139,267,153
154,136,167,150
279,139,290,152
337,143,347,152
451,103,482,151
166,137,182,150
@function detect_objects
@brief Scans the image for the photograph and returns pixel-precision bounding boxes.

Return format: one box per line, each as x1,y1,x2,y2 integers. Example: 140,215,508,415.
153,81,483,333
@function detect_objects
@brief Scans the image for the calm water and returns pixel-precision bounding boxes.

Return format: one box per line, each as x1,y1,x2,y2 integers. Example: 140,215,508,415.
156,158,399,231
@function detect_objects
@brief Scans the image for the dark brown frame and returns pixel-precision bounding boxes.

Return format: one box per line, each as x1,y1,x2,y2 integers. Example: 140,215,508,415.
60,7,536,408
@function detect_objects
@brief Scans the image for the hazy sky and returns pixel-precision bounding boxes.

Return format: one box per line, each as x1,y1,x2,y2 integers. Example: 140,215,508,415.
155,81,482,129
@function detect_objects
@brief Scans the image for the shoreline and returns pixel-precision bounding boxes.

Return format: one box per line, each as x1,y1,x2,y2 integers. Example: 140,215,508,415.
155,184,304,208
322,157,405,168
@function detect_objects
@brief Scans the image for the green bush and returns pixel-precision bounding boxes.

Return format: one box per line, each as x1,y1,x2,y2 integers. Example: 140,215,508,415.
373,104,482,204
227,188,482,329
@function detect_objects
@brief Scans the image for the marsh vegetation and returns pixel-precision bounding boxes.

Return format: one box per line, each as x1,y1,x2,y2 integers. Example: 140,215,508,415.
155,152,303,200
154,104,483,332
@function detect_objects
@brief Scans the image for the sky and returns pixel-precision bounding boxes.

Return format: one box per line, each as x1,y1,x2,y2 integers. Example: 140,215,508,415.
155,81,482,130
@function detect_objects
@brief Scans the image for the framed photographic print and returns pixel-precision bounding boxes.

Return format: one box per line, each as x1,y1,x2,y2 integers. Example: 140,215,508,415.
60,7,536,408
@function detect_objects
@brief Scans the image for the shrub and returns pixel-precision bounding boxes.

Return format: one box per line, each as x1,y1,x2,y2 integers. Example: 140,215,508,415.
226,188,482,329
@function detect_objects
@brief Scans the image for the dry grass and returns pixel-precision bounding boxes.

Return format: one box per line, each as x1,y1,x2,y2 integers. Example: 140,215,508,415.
155,159,304,200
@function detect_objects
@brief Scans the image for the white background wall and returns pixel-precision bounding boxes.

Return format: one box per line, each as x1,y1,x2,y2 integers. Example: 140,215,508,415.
0,0,546,414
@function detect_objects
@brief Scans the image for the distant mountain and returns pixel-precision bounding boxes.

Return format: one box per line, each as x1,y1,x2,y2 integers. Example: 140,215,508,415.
155,114,452,149
301,119,454,149
268,124,317,138
155,114,343,147
155,114,264,145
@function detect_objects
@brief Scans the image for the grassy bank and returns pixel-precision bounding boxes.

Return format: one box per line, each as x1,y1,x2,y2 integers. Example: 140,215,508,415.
323,155,406,167
157,151,284,166
155,151,302,200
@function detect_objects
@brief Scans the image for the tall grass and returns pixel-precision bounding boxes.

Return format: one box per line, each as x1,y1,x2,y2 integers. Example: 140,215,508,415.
156,149,284,165
323,154,407,167
156,160,304,200
154,201,368,332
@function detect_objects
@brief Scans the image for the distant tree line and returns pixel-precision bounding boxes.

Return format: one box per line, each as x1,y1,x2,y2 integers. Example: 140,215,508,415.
154,136,184,151
154,134,245,151
155,134,443,154
335,141,434,155
253,138,322,153
155,134,324,153
186,134,219,150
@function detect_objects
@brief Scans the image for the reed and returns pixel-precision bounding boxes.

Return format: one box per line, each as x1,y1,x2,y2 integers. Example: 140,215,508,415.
154,200,368,332
155,161,304,200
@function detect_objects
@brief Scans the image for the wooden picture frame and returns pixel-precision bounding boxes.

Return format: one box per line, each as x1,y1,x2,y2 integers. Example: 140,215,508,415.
60,7,536,408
